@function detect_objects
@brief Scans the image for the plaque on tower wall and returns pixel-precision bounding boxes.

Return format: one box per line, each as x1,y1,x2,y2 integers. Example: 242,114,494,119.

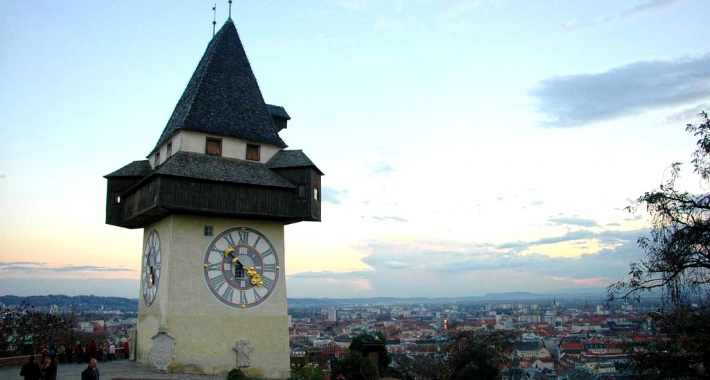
149,332,175,371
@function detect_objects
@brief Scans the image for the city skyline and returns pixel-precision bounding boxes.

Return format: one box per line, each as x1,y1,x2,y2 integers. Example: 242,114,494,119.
1,1,709,298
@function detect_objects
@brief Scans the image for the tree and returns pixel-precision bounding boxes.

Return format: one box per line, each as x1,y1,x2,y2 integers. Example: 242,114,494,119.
331,351,378,380
392,330,510,380
608,111,710,378
348,331,391,376
0,301,75,357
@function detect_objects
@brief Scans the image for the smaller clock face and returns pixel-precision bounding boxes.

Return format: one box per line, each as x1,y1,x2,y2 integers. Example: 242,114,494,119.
142,229,161,306
203,227,280,308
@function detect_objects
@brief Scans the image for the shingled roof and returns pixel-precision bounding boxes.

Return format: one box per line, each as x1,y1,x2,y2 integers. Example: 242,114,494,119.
267,150,324,175
151,19,287,155
153,151,295,188
104,160,152,178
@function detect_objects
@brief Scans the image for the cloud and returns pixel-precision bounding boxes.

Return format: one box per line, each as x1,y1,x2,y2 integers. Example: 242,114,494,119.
372,216,408,222
622,0,688,17
530,55,710,127
548,217,599,227
287,231,646,298
371,161,396,175
0,262,136,273
322,186,348,204
665,103,710,124
561,0,687,30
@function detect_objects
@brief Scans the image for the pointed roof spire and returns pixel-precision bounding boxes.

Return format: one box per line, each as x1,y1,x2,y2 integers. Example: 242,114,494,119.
152,19,287,155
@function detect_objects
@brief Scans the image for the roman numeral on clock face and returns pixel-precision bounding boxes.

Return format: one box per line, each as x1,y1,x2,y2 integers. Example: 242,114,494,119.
204,227,280,308
223,233,236,247
238,230,249,244
210,275,226,290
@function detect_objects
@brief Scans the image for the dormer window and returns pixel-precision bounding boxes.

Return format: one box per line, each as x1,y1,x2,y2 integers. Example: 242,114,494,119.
206,137,222,156
167,141,173,157
154,152,160,167
246,144,260,161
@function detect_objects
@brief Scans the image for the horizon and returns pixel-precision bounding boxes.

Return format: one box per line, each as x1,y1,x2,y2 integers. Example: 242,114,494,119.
2,1,709,299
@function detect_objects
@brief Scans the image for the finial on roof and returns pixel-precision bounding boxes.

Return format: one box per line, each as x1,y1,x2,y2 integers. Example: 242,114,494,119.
228,0,233,20
212,4,217,36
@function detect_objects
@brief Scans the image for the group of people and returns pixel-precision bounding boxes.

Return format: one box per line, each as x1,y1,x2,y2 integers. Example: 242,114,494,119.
19,339,129,380
19,355,99,380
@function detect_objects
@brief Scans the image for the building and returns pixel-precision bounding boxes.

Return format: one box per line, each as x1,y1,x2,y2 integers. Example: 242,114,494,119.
104,13,322,378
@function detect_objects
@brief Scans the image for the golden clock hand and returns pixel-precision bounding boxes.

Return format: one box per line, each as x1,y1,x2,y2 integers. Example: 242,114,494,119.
224,247,235,257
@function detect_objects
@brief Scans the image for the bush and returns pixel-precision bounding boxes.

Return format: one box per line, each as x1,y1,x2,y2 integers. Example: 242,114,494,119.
227,368,248,380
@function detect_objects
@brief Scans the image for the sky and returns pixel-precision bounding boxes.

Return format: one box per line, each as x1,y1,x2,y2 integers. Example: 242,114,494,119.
1,0,709,299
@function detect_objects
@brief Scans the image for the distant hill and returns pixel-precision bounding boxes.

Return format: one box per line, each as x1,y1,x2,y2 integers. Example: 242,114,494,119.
287,290,607,307
0,294,138,311
1,290,608,311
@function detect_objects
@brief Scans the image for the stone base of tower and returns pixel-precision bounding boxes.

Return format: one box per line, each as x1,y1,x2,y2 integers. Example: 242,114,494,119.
136,314,290,378
136,215,290,379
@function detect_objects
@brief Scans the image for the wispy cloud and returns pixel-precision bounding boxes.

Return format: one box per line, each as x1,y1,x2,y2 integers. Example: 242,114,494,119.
371,161,396,175
372,216,408,222
622,0,689,17
322,186,348,204
561,0,688,30
530,55,710,127
548,217,599,227
0,262,136,273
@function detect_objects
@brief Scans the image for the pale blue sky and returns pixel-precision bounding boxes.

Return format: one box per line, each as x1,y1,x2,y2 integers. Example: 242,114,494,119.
1,0,709,298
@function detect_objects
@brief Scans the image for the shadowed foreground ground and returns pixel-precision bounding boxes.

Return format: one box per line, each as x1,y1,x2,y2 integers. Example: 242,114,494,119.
0,359,225,379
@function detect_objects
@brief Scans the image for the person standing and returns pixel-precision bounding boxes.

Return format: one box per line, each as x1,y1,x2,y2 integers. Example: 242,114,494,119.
81,358,100,380
40,356,57,380
108,341,116,361
19,355,41,380
122,340,130,359
85,339,98,361
66,342,74,364
57,343,66,363
74,341,84,364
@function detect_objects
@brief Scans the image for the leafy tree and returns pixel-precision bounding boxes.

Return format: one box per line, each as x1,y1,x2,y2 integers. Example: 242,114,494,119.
290,362,326,380
331,351,378,380
348,331,390,376
608,111,710,378
392,330,510,380
0,301,75,357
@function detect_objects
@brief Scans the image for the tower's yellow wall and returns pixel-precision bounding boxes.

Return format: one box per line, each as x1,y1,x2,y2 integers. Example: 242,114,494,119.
137,215,289,378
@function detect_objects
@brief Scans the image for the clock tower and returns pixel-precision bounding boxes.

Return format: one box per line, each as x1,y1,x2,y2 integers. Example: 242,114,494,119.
104,18,322,378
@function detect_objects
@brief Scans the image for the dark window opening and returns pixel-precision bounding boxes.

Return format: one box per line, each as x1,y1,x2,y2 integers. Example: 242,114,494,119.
298,185,306,198
234,262,246,278
206,137,222,156
204,226,213,236
154,152,160,167
167,141,173,157
246,144,260,161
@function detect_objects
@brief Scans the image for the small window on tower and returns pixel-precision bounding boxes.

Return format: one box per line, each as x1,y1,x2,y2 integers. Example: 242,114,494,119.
314,187,319,201
206,137,222,156
167,141,173,157
246,144,260,161
154,152,160,167
204,226,213,236
298,185,306,198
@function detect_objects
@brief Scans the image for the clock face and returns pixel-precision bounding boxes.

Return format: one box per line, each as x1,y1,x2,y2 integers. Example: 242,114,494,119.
142,229,162,306
203,227,280,308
